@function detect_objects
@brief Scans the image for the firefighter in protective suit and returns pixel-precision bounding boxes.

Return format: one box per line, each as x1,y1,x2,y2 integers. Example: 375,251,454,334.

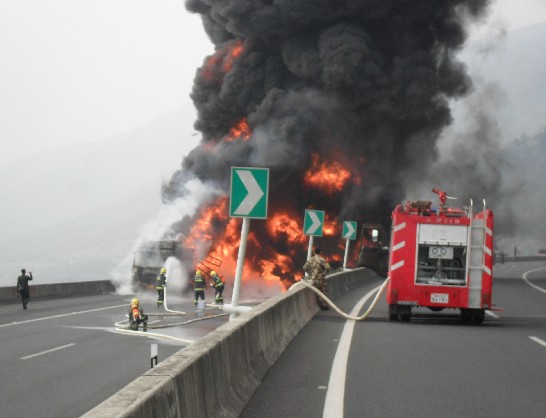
156,267,167,307
129,298,148,331
210,271,224,305
193,270,206,305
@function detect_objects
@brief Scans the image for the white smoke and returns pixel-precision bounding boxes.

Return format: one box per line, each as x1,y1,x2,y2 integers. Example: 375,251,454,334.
110,177,223,294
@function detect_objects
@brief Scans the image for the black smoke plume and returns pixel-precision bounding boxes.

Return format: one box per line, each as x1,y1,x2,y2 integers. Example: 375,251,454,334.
162,0,492,285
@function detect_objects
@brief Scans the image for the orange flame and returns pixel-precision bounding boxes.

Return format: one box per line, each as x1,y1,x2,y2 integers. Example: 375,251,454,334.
201,39,244,82
267,212,306,244
225,118,251,142
304,153,351,194
223,39,244,72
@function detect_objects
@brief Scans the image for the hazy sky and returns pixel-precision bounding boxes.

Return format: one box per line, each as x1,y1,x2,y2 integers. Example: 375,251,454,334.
1,0,545,167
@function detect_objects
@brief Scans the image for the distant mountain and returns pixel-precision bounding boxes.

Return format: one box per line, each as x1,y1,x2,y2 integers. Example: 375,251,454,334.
0,104,199,242
0,104,200,286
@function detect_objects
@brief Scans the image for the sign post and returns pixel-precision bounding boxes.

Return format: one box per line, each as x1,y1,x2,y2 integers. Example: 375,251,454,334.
304,210,325,274
228,167,269,319
342,221,357,269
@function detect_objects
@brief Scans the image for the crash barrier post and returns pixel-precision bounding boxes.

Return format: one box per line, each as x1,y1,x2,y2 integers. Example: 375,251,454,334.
82,268,379,418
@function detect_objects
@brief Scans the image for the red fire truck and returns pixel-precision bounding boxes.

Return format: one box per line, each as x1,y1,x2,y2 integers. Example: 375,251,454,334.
386,188,494,324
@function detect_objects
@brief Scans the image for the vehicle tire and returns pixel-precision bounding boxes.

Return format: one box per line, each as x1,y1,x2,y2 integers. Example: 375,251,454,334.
388,304,399,321
472,309,485,324
399,305,411,322
428,307,444,312
460,308,472,324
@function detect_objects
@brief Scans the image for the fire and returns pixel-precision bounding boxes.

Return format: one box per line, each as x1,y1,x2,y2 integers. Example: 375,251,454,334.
304,153,352,194
322,214,339,236
201,39,244,83
223,39,244,72
225,118,251,142
267,212,306,244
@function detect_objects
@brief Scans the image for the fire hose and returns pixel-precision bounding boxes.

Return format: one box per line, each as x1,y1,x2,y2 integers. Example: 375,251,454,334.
114,284,228,339
291,276,390,321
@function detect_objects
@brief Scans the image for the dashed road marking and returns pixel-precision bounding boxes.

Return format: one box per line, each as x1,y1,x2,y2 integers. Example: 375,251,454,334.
0,304,127,328
20,343,76,360
529,336,546,348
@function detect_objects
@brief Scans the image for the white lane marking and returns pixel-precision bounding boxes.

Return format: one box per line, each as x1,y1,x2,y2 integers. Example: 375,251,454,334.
20,343,76,360
0,304,127,328
485,310,500,319
323,285,381,418
522,267,546,295
529,336,546,348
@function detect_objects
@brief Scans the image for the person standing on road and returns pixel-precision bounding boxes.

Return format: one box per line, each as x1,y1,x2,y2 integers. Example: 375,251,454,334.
16,269,33,310
303,248,331,310
193,270,206,306
156,267,167,307
210,271,225,305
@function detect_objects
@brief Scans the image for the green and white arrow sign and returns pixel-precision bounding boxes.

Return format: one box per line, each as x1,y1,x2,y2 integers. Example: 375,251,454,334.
304,209,325,237
229,167,269,219
342,221,357,240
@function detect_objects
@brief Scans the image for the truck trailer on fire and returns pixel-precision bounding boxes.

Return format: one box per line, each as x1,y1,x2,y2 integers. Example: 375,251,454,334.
386,188,494,324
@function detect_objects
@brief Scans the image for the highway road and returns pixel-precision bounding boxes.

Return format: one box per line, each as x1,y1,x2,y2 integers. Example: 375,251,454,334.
0,290,229,418
241,261,546,418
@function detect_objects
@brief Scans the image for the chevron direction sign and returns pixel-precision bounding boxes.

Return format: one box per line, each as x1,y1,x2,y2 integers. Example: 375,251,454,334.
229,167,269,219
342,221,357,240
304,209,325,237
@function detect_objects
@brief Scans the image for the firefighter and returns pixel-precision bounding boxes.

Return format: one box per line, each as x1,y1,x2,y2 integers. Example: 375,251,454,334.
209,271,224,305
156,267,167,307
128,298,148,331
16,268,33,310
303,248,331,310
193,270,206,305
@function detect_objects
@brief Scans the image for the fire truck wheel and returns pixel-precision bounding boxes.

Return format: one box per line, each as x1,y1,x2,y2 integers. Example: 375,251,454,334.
399,305,411,322
388,305,399,321
472,309,485,324
460,309,472,324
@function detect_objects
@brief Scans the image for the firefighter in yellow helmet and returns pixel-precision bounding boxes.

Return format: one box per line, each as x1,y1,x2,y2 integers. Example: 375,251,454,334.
209,271,225,305
156,267,167,307
129,298,148,331
193,270,206,306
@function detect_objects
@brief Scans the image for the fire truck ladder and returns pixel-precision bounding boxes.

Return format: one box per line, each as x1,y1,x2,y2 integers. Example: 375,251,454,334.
466,199,487,308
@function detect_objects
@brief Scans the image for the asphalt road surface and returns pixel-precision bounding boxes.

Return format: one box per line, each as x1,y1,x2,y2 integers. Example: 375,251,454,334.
0,290,229,418
241,261,546,418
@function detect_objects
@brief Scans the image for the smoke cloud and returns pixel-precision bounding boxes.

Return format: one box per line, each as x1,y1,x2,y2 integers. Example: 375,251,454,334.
159,1,493,286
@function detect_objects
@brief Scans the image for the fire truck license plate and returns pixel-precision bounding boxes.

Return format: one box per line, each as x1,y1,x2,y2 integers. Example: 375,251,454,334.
431,293,449,303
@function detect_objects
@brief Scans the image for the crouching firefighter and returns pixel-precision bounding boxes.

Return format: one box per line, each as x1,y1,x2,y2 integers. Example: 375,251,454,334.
129,298,148,332
210,271,225,305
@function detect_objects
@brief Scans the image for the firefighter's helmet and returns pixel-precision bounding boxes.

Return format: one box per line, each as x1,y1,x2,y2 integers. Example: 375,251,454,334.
160,267,167,274
131,298,139,305
196,270,202,276
210,270,217,276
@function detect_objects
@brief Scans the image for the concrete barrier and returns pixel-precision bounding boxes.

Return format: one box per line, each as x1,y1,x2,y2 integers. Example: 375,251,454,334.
0,280,116,304
83,268,378,418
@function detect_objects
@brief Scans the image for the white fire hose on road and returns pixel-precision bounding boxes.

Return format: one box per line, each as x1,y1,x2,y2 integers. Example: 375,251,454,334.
291,276,390,321
113,284,228,340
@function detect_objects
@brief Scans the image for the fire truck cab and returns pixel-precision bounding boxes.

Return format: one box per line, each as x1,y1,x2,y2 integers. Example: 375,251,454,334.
387,188,494,324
